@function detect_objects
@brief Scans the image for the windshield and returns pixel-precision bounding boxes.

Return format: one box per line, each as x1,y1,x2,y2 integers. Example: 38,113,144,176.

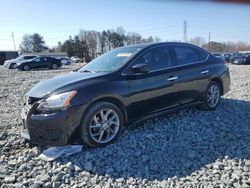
78,47,142,72
15,56,24,60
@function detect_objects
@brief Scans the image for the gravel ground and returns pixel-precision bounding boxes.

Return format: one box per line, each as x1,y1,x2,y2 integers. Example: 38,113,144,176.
0,64,250,188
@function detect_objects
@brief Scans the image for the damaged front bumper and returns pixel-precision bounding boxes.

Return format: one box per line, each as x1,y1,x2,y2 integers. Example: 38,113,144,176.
21,101,85,146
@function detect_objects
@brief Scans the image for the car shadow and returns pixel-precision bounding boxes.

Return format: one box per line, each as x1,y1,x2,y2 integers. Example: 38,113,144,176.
58,97,250,181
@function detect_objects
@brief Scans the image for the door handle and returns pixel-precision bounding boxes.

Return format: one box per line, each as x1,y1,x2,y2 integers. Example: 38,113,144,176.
167,76,178,81
201,70,209,74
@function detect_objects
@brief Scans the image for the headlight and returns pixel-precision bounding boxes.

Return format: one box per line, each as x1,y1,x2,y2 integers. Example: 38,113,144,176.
37,91,77,112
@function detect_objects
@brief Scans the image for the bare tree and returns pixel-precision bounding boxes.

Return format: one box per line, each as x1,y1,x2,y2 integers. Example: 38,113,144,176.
126,32,142,45
79,30,98,59
189,36,206,47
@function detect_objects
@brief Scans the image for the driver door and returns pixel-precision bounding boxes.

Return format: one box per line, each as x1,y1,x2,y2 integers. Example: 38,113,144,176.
124,45,182,120
30,57,41,68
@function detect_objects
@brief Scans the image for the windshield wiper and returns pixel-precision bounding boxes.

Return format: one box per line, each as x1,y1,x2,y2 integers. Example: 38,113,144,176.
80,69,97,73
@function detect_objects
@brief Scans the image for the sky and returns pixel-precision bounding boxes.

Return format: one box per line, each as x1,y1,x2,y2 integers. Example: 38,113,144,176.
0,0,250,50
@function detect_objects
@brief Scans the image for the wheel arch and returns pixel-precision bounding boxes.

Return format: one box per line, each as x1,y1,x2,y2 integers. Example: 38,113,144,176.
93,97,128,124
210,77,224,95
81,96,128,125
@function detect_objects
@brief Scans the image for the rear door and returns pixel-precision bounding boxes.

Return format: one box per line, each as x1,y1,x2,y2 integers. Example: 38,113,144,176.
42,57,52,68
30,57,41,68
124,45,183,120
171,44,209,104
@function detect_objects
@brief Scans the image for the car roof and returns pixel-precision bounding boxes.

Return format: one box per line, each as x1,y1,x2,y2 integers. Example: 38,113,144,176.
121,42,205,50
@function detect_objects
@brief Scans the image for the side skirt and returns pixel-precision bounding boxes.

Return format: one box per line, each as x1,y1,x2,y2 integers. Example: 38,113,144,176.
131,101,204,124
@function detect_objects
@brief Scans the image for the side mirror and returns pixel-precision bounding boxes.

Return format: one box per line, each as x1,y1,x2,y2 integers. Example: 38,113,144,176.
131,63,149,74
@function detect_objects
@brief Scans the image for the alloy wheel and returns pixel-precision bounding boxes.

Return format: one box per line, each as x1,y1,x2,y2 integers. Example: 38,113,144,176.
207,84,220,108
89,108,120,144
23,65,30,71
52,64,57,69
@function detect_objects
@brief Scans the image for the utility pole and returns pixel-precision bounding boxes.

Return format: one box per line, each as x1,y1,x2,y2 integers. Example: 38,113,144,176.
208,32,211,52
183,20,187,42
12,32,16,50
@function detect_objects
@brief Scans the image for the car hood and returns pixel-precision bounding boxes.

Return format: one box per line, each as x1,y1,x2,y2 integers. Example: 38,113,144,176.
17,59,33,65
27,71,106,98
4,59,14,64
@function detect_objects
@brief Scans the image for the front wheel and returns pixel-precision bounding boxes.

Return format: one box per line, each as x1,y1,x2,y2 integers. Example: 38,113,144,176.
22,65,30,71
9,63,16,69
80,102,124,147
198,81,221,111
51,64,58,69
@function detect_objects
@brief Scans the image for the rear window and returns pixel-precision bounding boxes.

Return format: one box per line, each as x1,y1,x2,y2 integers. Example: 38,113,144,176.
174,46,200,66
198,49,208,61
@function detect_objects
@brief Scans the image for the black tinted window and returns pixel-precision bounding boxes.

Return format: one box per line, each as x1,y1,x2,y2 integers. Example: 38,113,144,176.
198,50,208,60
133,46,172,71
174,46,200,65
24,56,36,59
33,57,40,62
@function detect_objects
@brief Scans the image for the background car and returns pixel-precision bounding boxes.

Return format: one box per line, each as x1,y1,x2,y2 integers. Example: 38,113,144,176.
213,53,223,59
222,53,231,63
70,56,81,63
4,55,37,69
60,57,71,65
233,54,250,65
21,42,230,147
231,53,250,65
16,56,62,71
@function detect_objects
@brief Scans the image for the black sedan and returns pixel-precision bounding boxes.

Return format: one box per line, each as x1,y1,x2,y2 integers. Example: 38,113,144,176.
222,53,231,63
21,42,230,147
16,56,62,71
232,53,250,65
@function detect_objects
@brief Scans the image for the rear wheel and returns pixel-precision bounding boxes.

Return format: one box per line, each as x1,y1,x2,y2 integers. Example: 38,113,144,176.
23,65,30,71
199,81,221,111
51,64,58,69
80,102,124,147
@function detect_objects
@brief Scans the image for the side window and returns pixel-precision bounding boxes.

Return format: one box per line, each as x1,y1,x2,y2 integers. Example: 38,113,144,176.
133,46,172,71
25,56,35,60
33,58,40,62
174,46,200,66
197,49,208,61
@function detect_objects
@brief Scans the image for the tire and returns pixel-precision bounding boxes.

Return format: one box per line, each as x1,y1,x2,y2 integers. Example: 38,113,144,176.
51,64,58,69
9,63,15,69
198,81,221,111
80,101,124,147
23,65,30,71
